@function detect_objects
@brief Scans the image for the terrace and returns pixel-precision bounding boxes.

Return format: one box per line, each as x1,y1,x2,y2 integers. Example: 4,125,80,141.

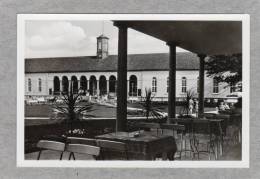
24,20,242,161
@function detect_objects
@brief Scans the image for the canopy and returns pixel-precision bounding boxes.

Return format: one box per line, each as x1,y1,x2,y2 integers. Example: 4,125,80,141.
116,21,242,55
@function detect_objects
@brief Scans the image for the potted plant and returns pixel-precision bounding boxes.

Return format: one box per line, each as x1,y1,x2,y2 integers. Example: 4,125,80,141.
51,82,94,137
140,88,165,123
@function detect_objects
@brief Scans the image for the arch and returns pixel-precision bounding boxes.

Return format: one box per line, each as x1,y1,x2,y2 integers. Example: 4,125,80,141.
129,75,137,96
62,76,69,94
89,76,97,96
53,76,60,95
181,77,187,93
99,75,107,95
152,77,157,93
71,76,78,94
109,75,116,93
80,76,87,94
38,78,42,92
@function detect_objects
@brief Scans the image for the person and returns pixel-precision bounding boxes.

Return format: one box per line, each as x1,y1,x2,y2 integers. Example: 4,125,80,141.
194,99,199,117
224,102,230,110
188,98,194,115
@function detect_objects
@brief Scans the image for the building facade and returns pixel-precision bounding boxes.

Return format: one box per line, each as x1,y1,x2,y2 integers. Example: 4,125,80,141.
24,35,236,102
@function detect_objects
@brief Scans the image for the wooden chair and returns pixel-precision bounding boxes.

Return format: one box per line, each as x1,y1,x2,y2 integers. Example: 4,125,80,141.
66,144,100,160
160,124,185,160
135,122,161,135
36,140,66,160
66,137,97,159
96,139,128,160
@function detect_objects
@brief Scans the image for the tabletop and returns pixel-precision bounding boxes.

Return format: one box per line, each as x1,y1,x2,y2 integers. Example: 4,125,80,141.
96,131,177,160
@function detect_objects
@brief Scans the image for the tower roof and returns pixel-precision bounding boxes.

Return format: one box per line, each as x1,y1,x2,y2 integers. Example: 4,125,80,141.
97,34,109,39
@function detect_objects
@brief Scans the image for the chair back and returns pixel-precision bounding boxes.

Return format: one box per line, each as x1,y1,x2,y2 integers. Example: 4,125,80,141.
37,140,65,152
66,144,100,157
66,137,96,146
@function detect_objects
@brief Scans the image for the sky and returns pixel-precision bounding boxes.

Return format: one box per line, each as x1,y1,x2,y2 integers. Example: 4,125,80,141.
25,20,187,58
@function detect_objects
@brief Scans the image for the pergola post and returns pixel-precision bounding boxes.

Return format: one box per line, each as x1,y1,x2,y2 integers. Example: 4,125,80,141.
114,22,128,131
167,42,177,123
198,54,206,117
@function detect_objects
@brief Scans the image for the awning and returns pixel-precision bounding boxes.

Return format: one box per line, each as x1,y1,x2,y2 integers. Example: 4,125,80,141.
116,21,242,55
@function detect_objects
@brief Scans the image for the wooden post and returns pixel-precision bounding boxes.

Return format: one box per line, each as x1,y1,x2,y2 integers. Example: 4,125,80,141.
114,22,128,131
198,54,206,117
167,42,177,123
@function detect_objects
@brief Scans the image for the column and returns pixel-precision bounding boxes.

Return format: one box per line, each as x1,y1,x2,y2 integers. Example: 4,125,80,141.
167,42,177,123
60,80,62,95
198,54,206,117
68,80,71,93
87,80,90,92
114,22,128,131
107,80,109,94
96,80,100,96
78,79,81,91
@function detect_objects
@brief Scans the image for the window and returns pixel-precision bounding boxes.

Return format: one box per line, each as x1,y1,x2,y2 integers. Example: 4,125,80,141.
98,41,102,50
152,77,157,92
197,77,199,93
213,78,219,93
230,83,236,93
38,78,42,92
181,77,187,93
28,78,32,92
167,77,169,92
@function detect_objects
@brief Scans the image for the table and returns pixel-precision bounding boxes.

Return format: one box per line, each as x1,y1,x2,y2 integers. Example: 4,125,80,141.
169,118,224,159
95,131,177,160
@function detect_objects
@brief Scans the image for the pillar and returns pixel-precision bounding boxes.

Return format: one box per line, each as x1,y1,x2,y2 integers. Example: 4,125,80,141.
78,79,81,91
167,42,177,123
107,80,109,94
114,22,128,131
198,54,206,117
60,80,62,95
97,80,100,96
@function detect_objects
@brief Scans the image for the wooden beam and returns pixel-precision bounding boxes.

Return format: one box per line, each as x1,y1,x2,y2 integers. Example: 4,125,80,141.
114,22,128,131
167,42,177,123
198,54,206,117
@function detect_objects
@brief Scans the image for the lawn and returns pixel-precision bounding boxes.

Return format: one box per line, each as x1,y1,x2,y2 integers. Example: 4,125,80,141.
25,102,216,118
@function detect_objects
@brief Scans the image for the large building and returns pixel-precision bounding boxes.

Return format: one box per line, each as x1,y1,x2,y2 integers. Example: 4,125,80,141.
25,34,236,102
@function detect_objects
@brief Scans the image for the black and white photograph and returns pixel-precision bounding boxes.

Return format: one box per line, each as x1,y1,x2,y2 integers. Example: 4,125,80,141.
17,14,250,167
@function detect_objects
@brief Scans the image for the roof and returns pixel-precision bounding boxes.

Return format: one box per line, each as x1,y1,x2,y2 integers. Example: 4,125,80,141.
117,20,242,55
97,34,109,39
25,52,200,73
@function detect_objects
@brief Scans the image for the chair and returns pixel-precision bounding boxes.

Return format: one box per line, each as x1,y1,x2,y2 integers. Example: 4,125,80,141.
66,137,97,159
135,122,161,135
36,140,66,160
66,144,100,160
96,139,128,160
191,119,218,160
169,118,194,159
160,124,185,160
